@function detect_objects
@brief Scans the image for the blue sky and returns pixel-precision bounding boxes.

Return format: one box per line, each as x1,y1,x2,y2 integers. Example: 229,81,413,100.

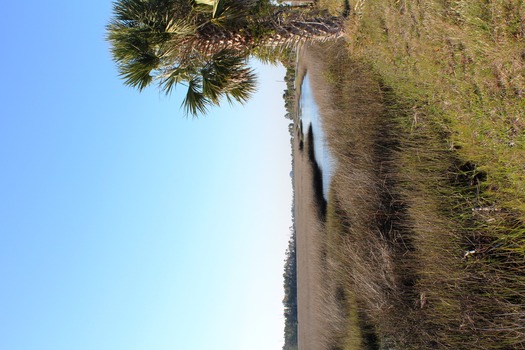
0,1,293,349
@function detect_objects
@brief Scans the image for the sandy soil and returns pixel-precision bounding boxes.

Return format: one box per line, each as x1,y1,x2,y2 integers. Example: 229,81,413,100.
294,129,324,350
293,47,325,350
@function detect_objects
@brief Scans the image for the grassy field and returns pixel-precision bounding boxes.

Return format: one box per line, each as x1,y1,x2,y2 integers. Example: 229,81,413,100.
298,1,525,349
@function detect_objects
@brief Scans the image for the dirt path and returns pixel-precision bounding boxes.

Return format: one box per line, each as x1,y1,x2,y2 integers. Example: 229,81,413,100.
293,49,325,350
294,133,324,350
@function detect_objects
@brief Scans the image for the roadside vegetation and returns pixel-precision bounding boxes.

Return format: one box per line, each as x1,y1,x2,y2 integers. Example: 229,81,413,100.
294,1,525,349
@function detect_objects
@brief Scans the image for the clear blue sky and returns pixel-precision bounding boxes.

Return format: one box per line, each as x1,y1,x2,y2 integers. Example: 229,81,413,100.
0,2,293,349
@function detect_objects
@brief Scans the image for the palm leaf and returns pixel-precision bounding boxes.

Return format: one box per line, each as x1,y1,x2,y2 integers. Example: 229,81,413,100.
210,50,257,104
212,0,226,18
165,17,196,35
182,77,210,116
118,52,160,91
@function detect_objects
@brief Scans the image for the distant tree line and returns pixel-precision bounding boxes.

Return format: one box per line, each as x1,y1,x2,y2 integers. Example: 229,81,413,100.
282,227,298,350
282,51,298,349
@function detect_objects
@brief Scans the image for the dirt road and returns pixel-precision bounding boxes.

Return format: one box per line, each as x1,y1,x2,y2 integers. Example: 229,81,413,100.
293,103,324,350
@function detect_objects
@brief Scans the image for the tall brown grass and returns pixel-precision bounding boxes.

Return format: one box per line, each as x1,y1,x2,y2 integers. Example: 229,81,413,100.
298,37,525,349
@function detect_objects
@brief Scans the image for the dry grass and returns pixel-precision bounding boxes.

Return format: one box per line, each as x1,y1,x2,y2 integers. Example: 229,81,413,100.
344,0,525,216
337,2,525,347
297,30,525,348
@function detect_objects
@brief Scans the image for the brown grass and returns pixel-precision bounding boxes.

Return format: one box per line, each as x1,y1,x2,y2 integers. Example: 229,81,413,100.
344,0,525,216
295,36,525,349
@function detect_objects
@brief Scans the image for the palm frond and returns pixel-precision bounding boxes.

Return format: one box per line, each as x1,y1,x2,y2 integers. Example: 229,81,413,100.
165,17,196,35
209,1,250,27
118,52,160,91
212,0,226,18
182,77,210,116
193,0,230,19
210,50,257,104
223,68,257,104
250,44,294,65
159,66,193,95
201,70,223,103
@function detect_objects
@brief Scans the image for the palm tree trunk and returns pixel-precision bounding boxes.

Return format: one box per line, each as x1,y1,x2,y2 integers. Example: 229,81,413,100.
192,25,255,57
261,11,344,48
190,11,344,58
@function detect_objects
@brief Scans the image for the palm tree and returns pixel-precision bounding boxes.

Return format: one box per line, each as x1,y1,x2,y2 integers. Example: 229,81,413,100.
107,0,344,116
160,49,258,115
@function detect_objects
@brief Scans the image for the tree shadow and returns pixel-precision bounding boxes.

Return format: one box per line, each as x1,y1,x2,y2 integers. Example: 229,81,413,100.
306,124,327,221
